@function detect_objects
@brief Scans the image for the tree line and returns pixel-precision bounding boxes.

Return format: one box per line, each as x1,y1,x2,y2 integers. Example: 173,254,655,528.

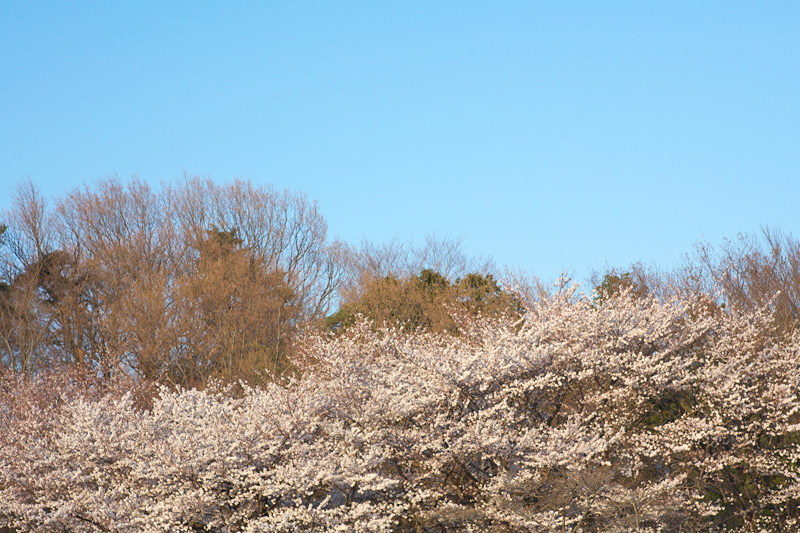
0,176,521,388
3,176,800,391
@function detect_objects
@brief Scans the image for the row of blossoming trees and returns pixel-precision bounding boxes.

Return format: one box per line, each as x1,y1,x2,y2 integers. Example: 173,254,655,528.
2,277,799,531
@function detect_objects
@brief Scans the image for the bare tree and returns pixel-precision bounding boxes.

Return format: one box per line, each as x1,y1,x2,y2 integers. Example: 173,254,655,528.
0,179,58,373
0,175,346,387
690,227,800,334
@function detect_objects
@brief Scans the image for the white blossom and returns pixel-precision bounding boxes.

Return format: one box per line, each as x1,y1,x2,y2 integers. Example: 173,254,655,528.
1,289,799,530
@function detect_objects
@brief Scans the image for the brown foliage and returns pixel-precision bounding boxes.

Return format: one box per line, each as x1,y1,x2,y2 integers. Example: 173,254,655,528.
0,176,344,388
329,268,520,334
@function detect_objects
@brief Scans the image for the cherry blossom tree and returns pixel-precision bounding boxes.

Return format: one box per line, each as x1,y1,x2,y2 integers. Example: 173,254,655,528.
1,284,799,531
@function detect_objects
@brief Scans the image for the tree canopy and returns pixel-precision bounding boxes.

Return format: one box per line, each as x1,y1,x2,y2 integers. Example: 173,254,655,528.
0,176,344,387
326,269,520,334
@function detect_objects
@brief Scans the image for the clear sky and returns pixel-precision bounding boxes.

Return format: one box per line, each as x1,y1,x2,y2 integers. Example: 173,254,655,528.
2,2,799,283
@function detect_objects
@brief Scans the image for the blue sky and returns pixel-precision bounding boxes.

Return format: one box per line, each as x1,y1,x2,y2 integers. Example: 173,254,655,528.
2,2,799,283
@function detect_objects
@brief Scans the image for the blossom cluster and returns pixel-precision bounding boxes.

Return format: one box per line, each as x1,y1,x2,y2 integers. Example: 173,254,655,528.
1,287,799,531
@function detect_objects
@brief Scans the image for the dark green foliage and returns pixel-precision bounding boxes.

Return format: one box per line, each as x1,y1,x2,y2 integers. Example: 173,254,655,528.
416,268,449,293
638,389,697,428
593,270,649,307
